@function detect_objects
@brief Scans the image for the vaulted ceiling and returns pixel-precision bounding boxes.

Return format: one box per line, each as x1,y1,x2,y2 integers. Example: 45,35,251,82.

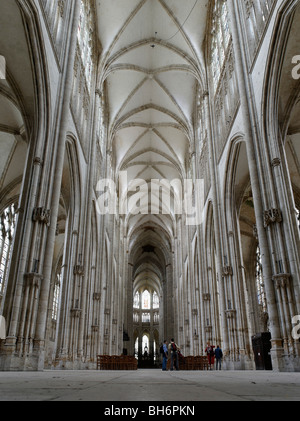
96,0,209,290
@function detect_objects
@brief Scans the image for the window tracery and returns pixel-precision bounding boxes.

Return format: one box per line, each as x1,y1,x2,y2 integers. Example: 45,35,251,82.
210,0,231,91
256,246,267,313
71,0,97,156
153,291,159,309
142,290,151,310
142,313,151,324
243,0,276,61
209,1,239,159
133,289,160,326
40,0,66,53
0,203,17,298
133,292,140,309
52,269,62,321
77,0,94,89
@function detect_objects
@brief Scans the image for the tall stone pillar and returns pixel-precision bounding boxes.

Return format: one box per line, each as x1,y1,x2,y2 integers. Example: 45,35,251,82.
0,0,82,372
30,0,82,371
76,77,100,366
227,0,284,371
202,91,230,357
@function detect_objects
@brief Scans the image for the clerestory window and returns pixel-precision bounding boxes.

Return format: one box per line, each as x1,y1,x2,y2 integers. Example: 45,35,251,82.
210,0,231,91
77,0,94,90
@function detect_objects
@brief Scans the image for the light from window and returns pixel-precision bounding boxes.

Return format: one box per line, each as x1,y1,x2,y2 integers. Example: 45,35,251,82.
211,1,231,91
77,0,94,89
142,335,149,355
142,290,151,310
153,291,159,309
0,203,16,295
256,246,267,312
52,272,61,321
142,313,150,323
133,292,140,309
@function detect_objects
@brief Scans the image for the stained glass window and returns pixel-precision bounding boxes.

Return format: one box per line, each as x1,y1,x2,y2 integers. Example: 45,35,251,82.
142,290,151,310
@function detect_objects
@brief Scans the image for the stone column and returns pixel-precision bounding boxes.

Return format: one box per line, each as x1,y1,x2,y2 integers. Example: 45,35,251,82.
202,91,230,356
76,76,100,364
126,260,134,356
32,0,82,370
227,0,284,370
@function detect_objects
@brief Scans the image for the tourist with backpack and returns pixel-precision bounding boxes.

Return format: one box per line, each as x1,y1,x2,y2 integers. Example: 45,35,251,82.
169,338,180,371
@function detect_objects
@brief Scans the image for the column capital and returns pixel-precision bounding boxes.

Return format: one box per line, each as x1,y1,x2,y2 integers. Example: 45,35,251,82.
264,208,282,228
32,207,51,226
272,273,291,288
222,266,233,277
271,158,281,167
24,273,43,288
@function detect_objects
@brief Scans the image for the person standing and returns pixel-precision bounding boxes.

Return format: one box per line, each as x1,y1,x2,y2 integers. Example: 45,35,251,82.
205,342,215,370
215,345,223,371
169,338,180,371
162,340,168,371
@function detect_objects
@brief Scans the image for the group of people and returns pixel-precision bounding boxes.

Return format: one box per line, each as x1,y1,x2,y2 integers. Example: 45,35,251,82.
161,339,181,371
205,343,223,370
160,340,223,371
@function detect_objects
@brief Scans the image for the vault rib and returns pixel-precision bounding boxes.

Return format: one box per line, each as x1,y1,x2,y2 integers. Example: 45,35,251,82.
157,0,201,65
153,75,192,134
110,76,149,132
104,64,198,80
103,38,200,81
100,0,148,71
121,147,183,174
112,103,189,136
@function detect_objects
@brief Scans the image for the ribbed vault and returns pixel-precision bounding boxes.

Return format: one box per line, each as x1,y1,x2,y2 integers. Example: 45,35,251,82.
97,0,208,291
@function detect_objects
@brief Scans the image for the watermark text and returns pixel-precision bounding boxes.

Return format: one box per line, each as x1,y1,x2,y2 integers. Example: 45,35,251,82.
96,172,205,226
292,55,300,80
0,55,6,80
292,315,300,340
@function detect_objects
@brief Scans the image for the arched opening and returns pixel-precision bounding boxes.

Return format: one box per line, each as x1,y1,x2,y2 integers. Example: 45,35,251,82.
132,284,162,368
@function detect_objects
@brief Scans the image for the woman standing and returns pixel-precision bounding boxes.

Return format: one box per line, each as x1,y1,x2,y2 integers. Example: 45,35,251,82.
205,343,215,370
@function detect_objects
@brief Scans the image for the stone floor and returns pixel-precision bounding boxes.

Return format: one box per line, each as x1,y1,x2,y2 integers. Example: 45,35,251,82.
0,369,299,402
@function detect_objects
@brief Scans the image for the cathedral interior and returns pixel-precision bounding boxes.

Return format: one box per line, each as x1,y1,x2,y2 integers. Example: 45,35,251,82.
0,0,300,374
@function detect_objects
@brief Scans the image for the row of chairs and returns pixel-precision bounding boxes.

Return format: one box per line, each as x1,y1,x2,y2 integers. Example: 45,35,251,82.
166,355,209,371
183,356,209,371
97,355,138,371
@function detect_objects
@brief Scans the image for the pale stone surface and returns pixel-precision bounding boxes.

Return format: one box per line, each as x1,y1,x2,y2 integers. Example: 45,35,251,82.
0,370,299,402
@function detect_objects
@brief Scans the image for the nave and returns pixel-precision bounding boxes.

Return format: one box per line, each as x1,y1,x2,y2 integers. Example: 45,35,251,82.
0,0,300,374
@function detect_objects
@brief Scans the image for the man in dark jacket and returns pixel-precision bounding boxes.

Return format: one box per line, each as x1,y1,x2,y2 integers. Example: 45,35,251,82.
215,345,223,370
169,339,180,371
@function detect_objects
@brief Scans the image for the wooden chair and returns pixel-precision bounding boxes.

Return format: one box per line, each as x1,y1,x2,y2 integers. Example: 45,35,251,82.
194,356,202,370
185,356,194,371
96,355,138,371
